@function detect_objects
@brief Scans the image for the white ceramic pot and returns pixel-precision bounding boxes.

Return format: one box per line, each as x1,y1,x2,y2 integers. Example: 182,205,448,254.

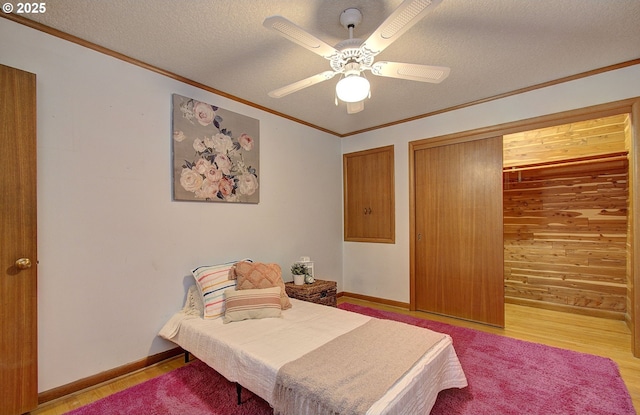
293,274,305,285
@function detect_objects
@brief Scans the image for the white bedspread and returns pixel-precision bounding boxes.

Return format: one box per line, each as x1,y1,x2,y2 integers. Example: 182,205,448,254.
159,298,467,415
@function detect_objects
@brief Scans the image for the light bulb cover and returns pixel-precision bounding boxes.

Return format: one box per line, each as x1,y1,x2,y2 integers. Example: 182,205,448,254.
336,75,370,103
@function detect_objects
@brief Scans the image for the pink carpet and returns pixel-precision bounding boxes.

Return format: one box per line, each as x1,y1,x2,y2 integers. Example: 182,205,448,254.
66,304,635,415
342,303,635,415
65,359,272,415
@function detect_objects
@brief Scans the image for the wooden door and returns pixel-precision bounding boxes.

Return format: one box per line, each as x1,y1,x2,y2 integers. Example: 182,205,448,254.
0,64,38,414
343,145,395,243
413,136,504,326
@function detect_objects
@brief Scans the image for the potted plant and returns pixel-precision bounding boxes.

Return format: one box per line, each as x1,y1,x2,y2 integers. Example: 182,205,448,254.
291,263,308,285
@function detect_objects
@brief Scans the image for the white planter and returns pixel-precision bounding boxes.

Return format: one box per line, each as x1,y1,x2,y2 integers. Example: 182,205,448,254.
293,274,305,285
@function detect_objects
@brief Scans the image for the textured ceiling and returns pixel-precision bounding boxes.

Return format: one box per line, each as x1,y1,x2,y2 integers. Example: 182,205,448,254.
13,0,640,136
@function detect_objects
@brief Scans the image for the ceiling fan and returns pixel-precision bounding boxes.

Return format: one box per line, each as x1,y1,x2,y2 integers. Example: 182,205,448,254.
263,0,450,114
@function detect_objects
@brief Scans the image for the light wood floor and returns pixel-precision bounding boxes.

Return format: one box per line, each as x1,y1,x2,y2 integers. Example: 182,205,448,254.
32,298,640,415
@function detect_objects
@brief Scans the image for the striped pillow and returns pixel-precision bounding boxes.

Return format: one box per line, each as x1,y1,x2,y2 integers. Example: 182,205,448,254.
192,261,244,319
222,286,282,324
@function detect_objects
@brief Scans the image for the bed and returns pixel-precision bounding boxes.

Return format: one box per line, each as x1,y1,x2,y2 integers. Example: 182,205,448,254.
159,261,467,415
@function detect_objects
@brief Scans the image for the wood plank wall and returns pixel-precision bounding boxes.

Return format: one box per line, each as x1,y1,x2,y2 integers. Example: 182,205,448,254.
503,115,630,319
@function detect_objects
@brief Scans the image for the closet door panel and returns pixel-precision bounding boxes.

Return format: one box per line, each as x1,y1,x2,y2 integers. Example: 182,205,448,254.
344,145,395,243
414,136,504,326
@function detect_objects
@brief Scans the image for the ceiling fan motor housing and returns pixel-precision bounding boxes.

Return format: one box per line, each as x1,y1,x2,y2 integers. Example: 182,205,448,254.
330,39,374,73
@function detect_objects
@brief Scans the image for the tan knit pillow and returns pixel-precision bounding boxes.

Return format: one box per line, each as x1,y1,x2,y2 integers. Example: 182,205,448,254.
222,287,282,324
233,261,292,309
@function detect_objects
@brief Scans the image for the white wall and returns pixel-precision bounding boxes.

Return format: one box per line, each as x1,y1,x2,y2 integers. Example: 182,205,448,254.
1,18,342,392
341,64,640,304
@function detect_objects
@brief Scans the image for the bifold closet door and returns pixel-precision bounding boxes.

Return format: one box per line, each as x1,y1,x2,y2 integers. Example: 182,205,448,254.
414,136,504,326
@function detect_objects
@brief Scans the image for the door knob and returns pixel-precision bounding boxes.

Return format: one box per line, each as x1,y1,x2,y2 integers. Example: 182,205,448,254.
15,258,32,269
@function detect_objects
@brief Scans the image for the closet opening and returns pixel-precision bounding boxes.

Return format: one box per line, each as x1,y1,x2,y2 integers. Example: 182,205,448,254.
503,114,631,321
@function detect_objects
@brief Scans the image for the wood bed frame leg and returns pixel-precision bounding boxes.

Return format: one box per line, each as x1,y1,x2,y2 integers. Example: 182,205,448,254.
184,351,190,363
236,382,242,405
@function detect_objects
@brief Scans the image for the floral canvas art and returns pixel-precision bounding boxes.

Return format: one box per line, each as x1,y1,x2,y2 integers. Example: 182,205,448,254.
172,94,259,203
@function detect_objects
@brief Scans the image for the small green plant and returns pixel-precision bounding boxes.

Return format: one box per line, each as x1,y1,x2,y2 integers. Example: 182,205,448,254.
291,263,309,275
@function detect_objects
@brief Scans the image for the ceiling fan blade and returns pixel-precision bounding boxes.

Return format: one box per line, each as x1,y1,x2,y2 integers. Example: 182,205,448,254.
371,61,450,83
263,16,340,59
361,0,443,56
268,71,337,98
346,100,365,114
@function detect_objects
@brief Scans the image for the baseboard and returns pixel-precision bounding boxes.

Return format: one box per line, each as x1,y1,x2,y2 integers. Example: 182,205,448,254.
38,347,184,404
340,291,409,309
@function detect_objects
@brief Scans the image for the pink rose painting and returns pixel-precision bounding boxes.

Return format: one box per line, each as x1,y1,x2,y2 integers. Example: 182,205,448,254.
172,94,259,203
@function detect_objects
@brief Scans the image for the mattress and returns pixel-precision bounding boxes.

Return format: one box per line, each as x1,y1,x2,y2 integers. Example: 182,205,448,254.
160,298,467,415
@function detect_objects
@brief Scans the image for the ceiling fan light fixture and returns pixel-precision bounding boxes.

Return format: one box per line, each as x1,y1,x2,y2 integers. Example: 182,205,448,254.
336,74,370,103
